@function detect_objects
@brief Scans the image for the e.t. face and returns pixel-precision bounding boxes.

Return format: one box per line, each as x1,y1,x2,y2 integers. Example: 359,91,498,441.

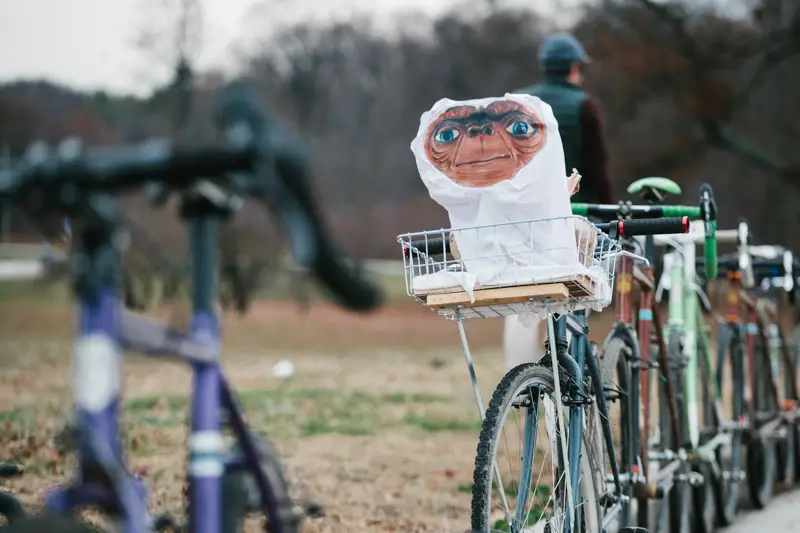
424,100,546,188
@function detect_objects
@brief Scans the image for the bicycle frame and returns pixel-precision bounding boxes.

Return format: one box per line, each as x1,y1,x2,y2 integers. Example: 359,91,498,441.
548,309,625,533
654,228,721,450
603,235,683,492
42,196,287,533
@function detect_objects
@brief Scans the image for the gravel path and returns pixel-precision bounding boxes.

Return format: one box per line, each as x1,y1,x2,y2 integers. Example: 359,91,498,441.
722,490,800,533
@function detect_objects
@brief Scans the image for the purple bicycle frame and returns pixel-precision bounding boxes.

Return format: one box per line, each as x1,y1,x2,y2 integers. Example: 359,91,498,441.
44,219,283,533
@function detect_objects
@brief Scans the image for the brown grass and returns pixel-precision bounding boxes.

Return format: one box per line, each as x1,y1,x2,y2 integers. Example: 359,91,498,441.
1,292,760,532
0,296,541,532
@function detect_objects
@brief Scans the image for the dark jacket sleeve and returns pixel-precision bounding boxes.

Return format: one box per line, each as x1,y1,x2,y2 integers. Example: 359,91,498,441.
579,96,613,204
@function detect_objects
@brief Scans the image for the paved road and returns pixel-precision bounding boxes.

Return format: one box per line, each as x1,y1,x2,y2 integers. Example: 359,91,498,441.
723,490,800,533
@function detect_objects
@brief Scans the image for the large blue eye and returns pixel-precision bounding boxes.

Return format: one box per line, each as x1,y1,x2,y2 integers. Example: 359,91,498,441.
506,120,535,137
434,127,460,144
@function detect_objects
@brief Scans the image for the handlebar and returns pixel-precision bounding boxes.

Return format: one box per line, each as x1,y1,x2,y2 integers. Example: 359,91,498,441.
0,83,381,312
596,217,690,238
572,183,718,279
402,216,690,258
570,203,701,220
700,251,798,283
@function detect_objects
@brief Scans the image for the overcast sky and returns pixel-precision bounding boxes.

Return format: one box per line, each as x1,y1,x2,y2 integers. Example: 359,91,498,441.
0,0,577,97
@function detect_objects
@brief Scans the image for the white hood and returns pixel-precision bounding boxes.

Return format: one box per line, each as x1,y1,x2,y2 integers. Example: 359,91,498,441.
410,94,578,278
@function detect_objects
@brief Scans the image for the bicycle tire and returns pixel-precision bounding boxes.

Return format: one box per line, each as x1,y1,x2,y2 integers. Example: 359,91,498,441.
218,431,301,533
596,336,636,530
713,324,745,526
666,331,693,533
692,336,718,533
778,420,797,487
0,491,26,524
795,325,800,481
0,515,103,533
777,336,797,488
470,363,601,533
746,336,777,509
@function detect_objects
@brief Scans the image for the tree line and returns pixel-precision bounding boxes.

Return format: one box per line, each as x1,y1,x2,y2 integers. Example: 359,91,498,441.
0,0,798,267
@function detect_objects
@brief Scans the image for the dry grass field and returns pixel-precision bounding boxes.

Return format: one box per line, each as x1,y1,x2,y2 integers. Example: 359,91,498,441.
2,278,797,532
0,283,619,532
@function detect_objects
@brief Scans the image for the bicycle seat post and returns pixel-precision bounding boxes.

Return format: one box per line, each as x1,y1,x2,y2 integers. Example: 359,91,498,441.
179,184,236,533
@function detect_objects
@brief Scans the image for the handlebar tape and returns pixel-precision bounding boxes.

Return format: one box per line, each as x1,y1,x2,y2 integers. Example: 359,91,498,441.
704,220,718,280
616,216,689,237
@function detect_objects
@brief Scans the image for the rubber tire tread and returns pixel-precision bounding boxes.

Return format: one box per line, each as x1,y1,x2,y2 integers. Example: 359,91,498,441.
597,337,635,529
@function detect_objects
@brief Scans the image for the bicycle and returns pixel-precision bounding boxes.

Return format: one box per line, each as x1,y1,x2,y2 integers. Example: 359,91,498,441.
697,222,800,510
573,178,723,533
400,208,698,533
0,83,381,533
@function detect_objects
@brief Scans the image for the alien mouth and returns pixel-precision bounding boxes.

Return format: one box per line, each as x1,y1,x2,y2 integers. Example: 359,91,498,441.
456,154,511,166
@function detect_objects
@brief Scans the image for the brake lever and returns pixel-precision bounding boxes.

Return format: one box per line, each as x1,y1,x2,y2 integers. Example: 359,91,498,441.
616,250,650,267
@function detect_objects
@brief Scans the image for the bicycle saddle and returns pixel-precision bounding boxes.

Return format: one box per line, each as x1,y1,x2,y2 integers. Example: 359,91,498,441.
627,176,682,204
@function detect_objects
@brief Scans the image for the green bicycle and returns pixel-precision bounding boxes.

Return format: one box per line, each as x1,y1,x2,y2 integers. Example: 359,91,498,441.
573,177,726,533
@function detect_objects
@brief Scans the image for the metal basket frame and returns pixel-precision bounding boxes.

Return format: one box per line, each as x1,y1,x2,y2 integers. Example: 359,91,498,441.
398,215,621,320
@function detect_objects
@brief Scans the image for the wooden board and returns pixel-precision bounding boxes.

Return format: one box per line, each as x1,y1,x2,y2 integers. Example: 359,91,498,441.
426,283,570,309
415,274,598,299
562,275,596,297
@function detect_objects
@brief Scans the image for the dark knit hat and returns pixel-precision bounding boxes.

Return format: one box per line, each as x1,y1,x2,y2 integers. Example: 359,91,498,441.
538,33,591,71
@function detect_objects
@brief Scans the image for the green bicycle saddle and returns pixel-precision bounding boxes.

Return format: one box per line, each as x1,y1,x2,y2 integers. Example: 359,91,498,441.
627,176,682,203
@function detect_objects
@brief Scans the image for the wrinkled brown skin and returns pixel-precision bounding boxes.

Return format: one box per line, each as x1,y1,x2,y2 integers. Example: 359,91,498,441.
424,100,546,188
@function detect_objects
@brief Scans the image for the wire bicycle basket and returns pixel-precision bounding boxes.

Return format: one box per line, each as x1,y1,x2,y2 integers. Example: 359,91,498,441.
398,215,620,320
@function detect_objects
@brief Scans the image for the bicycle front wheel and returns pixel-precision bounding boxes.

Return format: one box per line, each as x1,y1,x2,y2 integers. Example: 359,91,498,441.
746,335,777,509
471,364,602,533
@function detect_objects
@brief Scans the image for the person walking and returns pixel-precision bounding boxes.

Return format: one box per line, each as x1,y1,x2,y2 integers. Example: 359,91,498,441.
504,32,614,370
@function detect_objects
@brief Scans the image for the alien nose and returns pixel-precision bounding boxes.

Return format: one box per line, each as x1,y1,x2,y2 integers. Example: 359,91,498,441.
467,124,494,137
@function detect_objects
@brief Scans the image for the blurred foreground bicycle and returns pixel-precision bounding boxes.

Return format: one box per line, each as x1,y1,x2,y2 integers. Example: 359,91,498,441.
0,83,381,533
400,211,696,533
